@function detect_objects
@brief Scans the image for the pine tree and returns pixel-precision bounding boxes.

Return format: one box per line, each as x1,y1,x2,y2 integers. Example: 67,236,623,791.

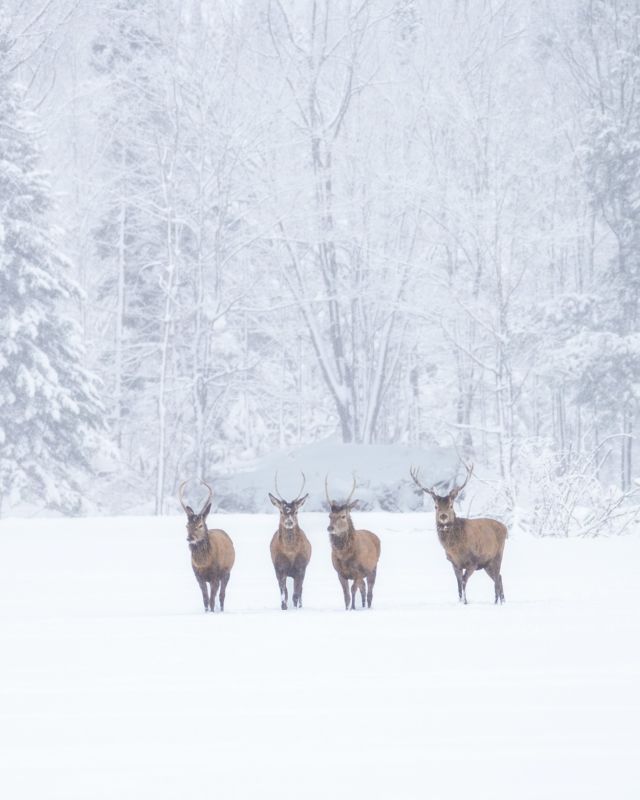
0,42,103,514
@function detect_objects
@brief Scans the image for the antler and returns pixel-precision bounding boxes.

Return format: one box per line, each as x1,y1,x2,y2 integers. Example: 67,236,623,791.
296,471,306,500
199,480,213,513
325,472,357,507
450,462,474,498
274,471,306,501
178,479,213,515
273,471,283,500
345,473,357,505
409,466,437,498
325,473,333,507
178,480,189,513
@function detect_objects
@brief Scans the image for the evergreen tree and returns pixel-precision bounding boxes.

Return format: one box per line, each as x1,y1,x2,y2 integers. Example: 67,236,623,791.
0,43,103,513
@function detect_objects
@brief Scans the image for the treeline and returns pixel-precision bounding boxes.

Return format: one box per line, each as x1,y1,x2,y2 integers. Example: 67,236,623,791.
0,0,638,517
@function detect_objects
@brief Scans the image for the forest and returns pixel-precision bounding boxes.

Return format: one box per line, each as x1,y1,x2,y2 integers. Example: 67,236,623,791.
0,0,639,527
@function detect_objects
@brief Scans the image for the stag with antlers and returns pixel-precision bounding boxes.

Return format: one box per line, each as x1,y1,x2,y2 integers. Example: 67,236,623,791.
325,475,381,610
268,472,312,610
178,480,236,612
410,464,506,604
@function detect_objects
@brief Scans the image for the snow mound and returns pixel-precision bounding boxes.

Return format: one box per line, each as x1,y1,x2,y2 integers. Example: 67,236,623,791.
201,440,460,512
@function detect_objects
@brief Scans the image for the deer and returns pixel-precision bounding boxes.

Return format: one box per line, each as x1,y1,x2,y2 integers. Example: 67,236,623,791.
178,480,235,612
410,463,506,604
325,475,381,610
268,472,312,610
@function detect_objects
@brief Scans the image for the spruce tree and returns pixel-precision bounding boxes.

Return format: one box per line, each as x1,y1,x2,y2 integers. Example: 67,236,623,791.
0,44,103,514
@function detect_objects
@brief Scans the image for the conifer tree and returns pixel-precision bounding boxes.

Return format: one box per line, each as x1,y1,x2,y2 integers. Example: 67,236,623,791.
0,42,102,513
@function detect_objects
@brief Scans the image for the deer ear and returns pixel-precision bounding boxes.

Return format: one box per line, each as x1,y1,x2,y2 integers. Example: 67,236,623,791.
268,493,281,508
185,505,195,517
295,493,309,509
347,500,359,510
202,502,211,519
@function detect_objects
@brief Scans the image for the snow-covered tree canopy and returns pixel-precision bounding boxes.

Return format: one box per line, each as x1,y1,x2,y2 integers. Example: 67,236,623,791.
0,0,638,516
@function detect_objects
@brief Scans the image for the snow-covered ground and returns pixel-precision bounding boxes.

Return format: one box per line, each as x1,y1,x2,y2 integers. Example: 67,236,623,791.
0,512,638,799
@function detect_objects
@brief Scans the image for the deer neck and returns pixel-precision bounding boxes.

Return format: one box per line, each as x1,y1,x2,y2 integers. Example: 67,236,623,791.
436,515,463,543
190,532,211,565
278,522,301,547
330,519,355,551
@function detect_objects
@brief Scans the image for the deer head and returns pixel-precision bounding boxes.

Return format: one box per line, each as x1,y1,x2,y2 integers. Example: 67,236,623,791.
179,479,213,548
325,473,358,537
269,472,308,539
410,463,473,527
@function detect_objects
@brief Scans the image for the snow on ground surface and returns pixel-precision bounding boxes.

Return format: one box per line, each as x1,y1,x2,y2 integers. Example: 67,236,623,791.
0,513,638,800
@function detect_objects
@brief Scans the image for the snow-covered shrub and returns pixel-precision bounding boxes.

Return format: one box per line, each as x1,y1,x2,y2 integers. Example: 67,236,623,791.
521,440,640,537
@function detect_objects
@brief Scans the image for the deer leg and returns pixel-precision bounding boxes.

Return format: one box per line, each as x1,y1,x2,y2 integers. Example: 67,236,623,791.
484,562,498,603
350,580,360,610
196,577,209,612
366,568,377,608
277,570,288,610
337,574,350,610
485,560,505,604
208,577,220,612
451,564,464,602
219,570,230,612
497,573,505,604
461,567,475,604
495,555,505,603
292,567,305,608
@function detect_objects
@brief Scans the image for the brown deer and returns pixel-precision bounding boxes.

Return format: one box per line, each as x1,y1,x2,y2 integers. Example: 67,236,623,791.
326,476,381,610
410,464,506,604
268,472,312,610
178,480,235,612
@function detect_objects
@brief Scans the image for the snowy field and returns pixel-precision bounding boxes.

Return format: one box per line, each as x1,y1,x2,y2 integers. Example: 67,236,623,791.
0,512,638,800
